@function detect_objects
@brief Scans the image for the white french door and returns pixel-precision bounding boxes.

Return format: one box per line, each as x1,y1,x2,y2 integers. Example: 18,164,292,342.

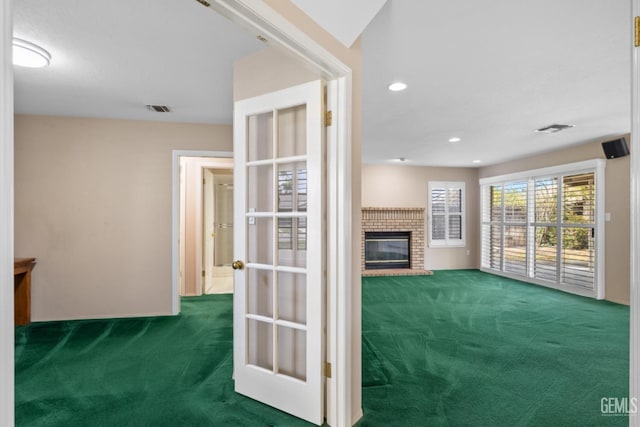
232,80,325,425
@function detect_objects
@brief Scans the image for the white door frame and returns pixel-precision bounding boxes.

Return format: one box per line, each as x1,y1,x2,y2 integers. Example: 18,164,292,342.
172,150,233,312
206,2,356,425
0,0,14,425
631,1,640,424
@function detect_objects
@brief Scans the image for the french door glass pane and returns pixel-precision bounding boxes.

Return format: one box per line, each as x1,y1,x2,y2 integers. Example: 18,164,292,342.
534,226,557,281
278,218,306,268
277,105,306,157
277,326,307,381
248,319,273,370
278,163,307,213
277,271,307,325
248,112,273,162
248,217,273,265
248,269,273,317
248,164,273,212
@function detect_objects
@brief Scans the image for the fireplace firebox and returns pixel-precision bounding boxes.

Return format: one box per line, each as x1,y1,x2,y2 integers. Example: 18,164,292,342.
364,231,411,270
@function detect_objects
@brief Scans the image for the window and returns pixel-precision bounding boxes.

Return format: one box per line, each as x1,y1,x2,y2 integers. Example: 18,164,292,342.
480,159,605,299
428,181,465,247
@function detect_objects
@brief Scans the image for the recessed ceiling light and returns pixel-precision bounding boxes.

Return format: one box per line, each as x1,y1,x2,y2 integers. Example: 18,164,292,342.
448,137,461,143
472,160,482,164
388,82,407,92
12,38,51,68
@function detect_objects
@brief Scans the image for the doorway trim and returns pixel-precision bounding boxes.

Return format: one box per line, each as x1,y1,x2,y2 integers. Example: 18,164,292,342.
206,2,355,425
211,0,362,426
631,1,639,424
172,150,233,314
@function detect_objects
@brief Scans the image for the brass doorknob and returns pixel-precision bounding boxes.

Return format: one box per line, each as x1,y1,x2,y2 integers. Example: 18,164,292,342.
232,260,244,270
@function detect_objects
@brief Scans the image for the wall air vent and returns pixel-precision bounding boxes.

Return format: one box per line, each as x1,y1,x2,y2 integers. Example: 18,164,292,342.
146,105,171,113
534,123,575,133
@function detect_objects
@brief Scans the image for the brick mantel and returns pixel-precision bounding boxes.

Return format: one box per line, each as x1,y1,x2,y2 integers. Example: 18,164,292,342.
361,207,425,272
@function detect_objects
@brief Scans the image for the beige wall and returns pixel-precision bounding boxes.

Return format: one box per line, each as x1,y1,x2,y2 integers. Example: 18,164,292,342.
362,165,480,270
479,137,631,305
14,115,232,320
234,0,363,416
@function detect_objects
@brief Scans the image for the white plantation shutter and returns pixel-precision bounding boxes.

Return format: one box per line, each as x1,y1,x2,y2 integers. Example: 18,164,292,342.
503,181,528,277
479,160,605,299
428,182,465,247
560,173,595,289
533,177,558,282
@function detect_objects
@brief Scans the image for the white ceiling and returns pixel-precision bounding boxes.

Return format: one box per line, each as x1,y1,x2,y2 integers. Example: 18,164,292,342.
13,0,264,124
290,0,387,48
13,0,631,167
361,0,631,166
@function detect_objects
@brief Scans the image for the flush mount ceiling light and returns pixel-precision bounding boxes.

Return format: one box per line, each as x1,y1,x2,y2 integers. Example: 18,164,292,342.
472,160,482,164
12,38,51,68
393,157,408,162
448,137,461,143
388,82,407,92
534,123,575,134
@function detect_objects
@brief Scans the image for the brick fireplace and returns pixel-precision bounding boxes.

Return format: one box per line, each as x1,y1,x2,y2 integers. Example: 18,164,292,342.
361,207,429,276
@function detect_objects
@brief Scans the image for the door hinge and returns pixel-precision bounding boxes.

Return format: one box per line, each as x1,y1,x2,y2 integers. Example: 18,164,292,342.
324,110,333,127
324,362,332,378
636,16,640,47
202,270,205,277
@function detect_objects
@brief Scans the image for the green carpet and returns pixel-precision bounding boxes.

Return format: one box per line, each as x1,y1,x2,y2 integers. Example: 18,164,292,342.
15,270,629,426
357,270,629,426
15,294,310,427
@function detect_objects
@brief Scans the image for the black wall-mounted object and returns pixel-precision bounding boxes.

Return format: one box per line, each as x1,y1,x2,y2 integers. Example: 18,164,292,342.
602,137,629,159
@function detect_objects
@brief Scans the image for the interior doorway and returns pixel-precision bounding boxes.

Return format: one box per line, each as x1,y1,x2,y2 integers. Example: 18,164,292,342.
173,151,233,302
203,168,234,294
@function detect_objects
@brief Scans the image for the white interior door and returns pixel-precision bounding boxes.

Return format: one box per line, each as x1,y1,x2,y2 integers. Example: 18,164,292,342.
233,80,325,425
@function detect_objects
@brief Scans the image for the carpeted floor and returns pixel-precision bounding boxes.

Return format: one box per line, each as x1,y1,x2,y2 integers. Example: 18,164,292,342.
358,270,629,426
15,270,629,426
15,294,309,427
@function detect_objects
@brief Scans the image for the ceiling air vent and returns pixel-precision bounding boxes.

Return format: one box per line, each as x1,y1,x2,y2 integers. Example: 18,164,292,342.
146,104,171,113
534,123,575,133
